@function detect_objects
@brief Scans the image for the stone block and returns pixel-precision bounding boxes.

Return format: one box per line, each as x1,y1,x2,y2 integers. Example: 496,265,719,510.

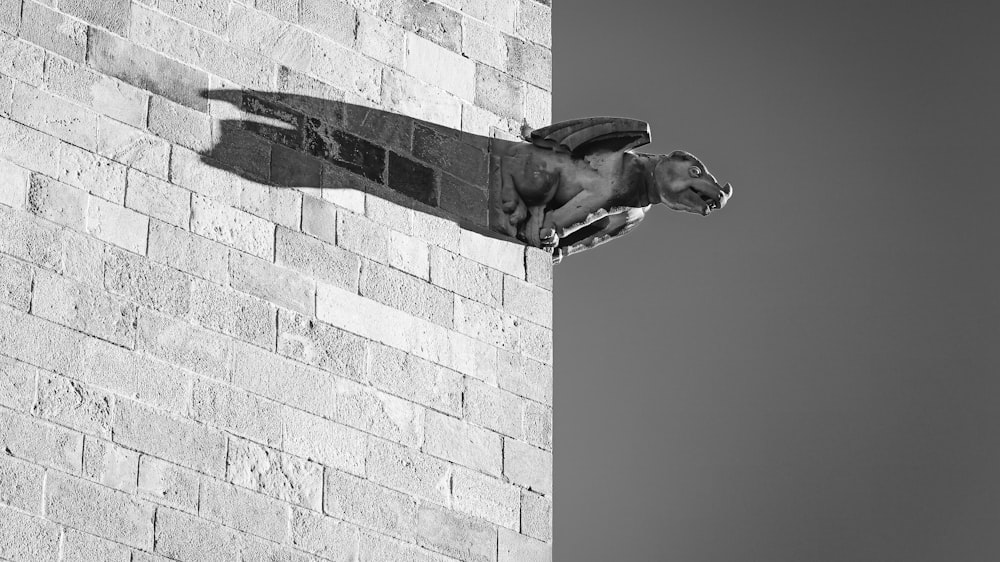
80,336,191,413
125,169,191,228
86,195,150,254
34,373,114,438
429,246,503,307
516,0,552,47
291,508,360,561
324,469,417,541
60,0,129,34
453,467,519,529
474,65,525,121
13,82,97,150
88,28,209,111
360,530,451,562
0,407,82,473
228,438,323,511
276,310,367,380
157,0,229,34
336,378,424,447
201,478,291,543
148,221,230,285
154,507,302,562
231,340,337,419
497,349,551,405
271,144,322,188
45,58,149,129
368,344,464,417
405,34,475,101
517,319,552,364
412,123,488,186
0,158,29,209
357,11,406,68
229,3,313,71
440,172,489,224
367,437,451,505
0,252,31,311
148,95,212,152
0,504,61,562
459,229,525,278
455,296,518,350
361,260,451,326
301,0,357,46
499,528,550,562
412,210,462,249
524,246,552,290
0,0,19,34
310,36,382,102
62,527,131,562
191,194,275,260
96,117,169,178
462,16,508,70
57,142,128,205
381,69,462,129
0,453,44,512
0,117,61,182
524,84,552,130
339,211,429,278
386,151,439,206
416,502,497,562
106,245,192,317
59,229,104,288
255,0,297,20
456,0,517,33
112,398,228,477
138,455,200,512
276,226,361,291
0,356,37,412
502,438,550,495
0,304,85,376
304,118,386,184
503,275,551,327
82,436,139,493
302,194,337,244
189,278,277,349
505,35,551,90
464,378,524,439
32,270,138,347
20,1,88,62
192,378,283,447
281,407,368,475
240,180,304,230
381,0,462,52
231,250,316,315
0,34,44,87
520,490,551,542
45,472,154,549
424,411,501,476
523,400,552,450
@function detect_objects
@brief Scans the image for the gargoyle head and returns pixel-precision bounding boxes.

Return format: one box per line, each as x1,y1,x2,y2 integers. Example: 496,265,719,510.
653,151,733,216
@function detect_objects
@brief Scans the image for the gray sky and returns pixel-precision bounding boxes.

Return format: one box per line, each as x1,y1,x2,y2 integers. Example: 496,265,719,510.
552,1,1000,560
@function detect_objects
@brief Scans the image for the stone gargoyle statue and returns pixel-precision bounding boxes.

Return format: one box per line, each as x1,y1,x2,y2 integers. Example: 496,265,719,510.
489,117,733,262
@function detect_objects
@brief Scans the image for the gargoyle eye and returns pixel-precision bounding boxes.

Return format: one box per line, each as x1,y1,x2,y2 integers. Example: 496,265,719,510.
689,166,703,178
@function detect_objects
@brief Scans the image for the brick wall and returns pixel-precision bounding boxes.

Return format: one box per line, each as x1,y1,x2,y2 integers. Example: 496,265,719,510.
0,0,553,560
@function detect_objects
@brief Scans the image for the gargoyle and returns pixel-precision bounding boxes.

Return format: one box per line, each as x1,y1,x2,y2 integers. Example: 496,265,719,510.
489,117,733,262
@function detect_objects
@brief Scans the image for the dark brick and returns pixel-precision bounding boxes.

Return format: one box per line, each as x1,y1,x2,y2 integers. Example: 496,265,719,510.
0,0,19,34
276,67,346,125
205,124,271,181
440,173,487,224
412,123,488,187
381,0,461,52
87,28,209,111
387,151,437,206
304,119,385,184
272,145,321,188
62,0,130,35
342,105,413,155
241,93,303,149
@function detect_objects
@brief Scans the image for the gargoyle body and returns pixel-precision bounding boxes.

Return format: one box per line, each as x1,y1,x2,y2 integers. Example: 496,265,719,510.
489,118,733,262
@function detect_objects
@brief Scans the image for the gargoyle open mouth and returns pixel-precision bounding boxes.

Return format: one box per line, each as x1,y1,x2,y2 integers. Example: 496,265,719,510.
698,192,720,210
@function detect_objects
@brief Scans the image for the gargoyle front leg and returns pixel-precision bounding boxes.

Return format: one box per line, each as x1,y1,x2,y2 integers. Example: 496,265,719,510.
542,191,613,240
552,207,645,262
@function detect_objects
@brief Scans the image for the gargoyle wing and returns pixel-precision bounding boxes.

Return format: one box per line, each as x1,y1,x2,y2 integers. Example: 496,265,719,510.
528,117,651,156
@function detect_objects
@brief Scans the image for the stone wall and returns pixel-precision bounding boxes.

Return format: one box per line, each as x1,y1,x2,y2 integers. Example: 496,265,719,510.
0,0,553,560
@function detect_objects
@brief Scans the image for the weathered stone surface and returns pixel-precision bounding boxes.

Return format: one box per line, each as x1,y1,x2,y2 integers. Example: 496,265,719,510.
368,344,463,416
82,436,139,493
405,34,475,101
148,221,230,285
360,529,452,562
106,247,192,316
138,455,200,512
156,0,229,34
113,398,227,477
231,340,337,419
45,58,149,129
324,469,417,541
381,69,462,129
464,377,524,439
424,411,501,476
191,194,275,260
499,528,550,562
0,0,20,35
429,246,502,307
0,304,85,377
277,226,361,291
291,507,360,561
231,251,316,315
453,467,519,529
61,0,129,35
34,373,114,438
0,453,44,513
367,438,451,505
381,0,462,52
0,253,31,311
125,169,191,228
416,502,498,562
62,527,131,562
0,34,44,87
79,337,190,413
228,438,323,511
192,378,283,447
20,1,88,62
148,95,212,152
277,309,366,379
154,507,305,562
0,356,37,413
189,278,277,348
57,142,128,205
337,378,424,447
14,83,97,150
96,117,169,178
26,173,89,231
359,256,449,324
0,504,61,562
523,400,552,450
520,490,551,542
45,472,154,549
516,0,552,47
32,270,138,347
201,478,291,543
503,438,551,495
455,296,518,350
301,0,357,46
341,212,431,279
282,408,368,475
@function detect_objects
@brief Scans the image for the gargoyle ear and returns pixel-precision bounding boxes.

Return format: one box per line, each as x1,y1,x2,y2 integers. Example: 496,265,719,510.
668,150,693,160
